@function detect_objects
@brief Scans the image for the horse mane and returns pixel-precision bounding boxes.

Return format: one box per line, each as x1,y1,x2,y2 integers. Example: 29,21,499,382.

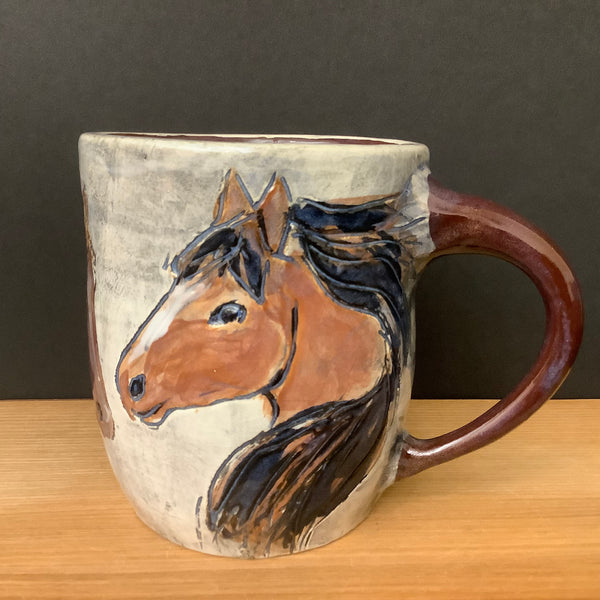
208,377,392,555
204,193,417,555
289,194,415,359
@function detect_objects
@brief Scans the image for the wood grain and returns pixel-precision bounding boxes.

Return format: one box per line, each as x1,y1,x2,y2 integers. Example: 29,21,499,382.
0,399,598,600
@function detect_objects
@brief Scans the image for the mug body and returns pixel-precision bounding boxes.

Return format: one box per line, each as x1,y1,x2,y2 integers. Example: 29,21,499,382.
80,133,431,558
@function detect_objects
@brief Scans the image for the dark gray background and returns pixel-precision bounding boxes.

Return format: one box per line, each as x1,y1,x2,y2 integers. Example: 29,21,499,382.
1,0,598,399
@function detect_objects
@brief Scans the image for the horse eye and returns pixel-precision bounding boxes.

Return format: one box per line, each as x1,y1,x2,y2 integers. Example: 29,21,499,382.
208,302,247,326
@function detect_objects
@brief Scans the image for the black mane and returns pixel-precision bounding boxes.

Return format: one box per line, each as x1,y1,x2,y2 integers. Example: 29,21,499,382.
290,195,412,359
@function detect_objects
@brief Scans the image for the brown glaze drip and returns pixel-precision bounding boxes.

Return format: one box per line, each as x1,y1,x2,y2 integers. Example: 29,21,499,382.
397,178,583,478
84,188,115,439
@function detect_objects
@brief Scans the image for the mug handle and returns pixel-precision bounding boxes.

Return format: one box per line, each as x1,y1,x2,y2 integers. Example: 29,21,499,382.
396,178,584,479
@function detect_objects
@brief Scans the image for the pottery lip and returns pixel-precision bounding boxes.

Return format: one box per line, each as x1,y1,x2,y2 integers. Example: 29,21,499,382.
78,131,429,150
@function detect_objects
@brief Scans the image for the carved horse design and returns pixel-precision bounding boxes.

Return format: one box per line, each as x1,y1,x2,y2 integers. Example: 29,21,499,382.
116,170,415,555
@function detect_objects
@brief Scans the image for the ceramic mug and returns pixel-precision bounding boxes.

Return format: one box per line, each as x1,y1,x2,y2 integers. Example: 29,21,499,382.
80,133,582,558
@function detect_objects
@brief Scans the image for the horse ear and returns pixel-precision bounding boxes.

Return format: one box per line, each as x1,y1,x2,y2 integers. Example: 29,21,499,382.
257,176,290,252
213,169,253,224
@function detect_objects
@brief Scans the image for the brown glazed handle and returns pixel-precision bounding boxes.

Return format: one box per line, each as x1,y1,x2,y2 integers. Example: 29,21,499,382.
396,178,583,479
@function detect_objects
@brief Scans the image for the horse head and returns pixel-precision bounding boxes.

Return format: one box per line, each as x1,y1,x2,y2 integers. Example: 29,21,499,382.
116,170,298,426
116,170,392,427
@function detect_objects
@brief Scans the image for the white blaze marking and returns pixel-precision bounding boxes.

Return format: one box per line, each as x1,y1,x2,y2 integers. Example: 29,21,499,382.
128,281,207,362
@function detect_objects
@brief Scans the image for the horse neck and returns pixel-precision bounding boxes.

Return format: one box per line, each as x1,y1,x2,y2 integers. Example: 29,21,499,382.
271,257,388,421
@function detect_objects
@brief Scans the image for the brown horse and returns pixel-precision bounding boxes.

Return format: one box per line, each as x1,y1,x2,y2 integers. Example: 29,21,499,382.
116,170,415,554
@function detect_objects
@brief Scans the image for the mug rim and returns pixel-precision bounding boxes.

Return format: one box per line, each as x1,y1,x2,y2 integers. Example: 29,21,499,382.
80,132,425,147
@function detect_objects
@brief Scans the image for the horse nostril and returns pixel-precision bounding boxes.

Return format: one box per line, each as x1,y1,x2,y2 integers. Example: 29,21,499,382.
129,374,146,401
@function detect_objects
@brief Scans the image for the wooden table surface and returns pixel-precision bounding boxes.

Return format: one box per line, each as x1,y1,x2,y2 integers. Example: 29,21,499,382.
0,399,598,599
